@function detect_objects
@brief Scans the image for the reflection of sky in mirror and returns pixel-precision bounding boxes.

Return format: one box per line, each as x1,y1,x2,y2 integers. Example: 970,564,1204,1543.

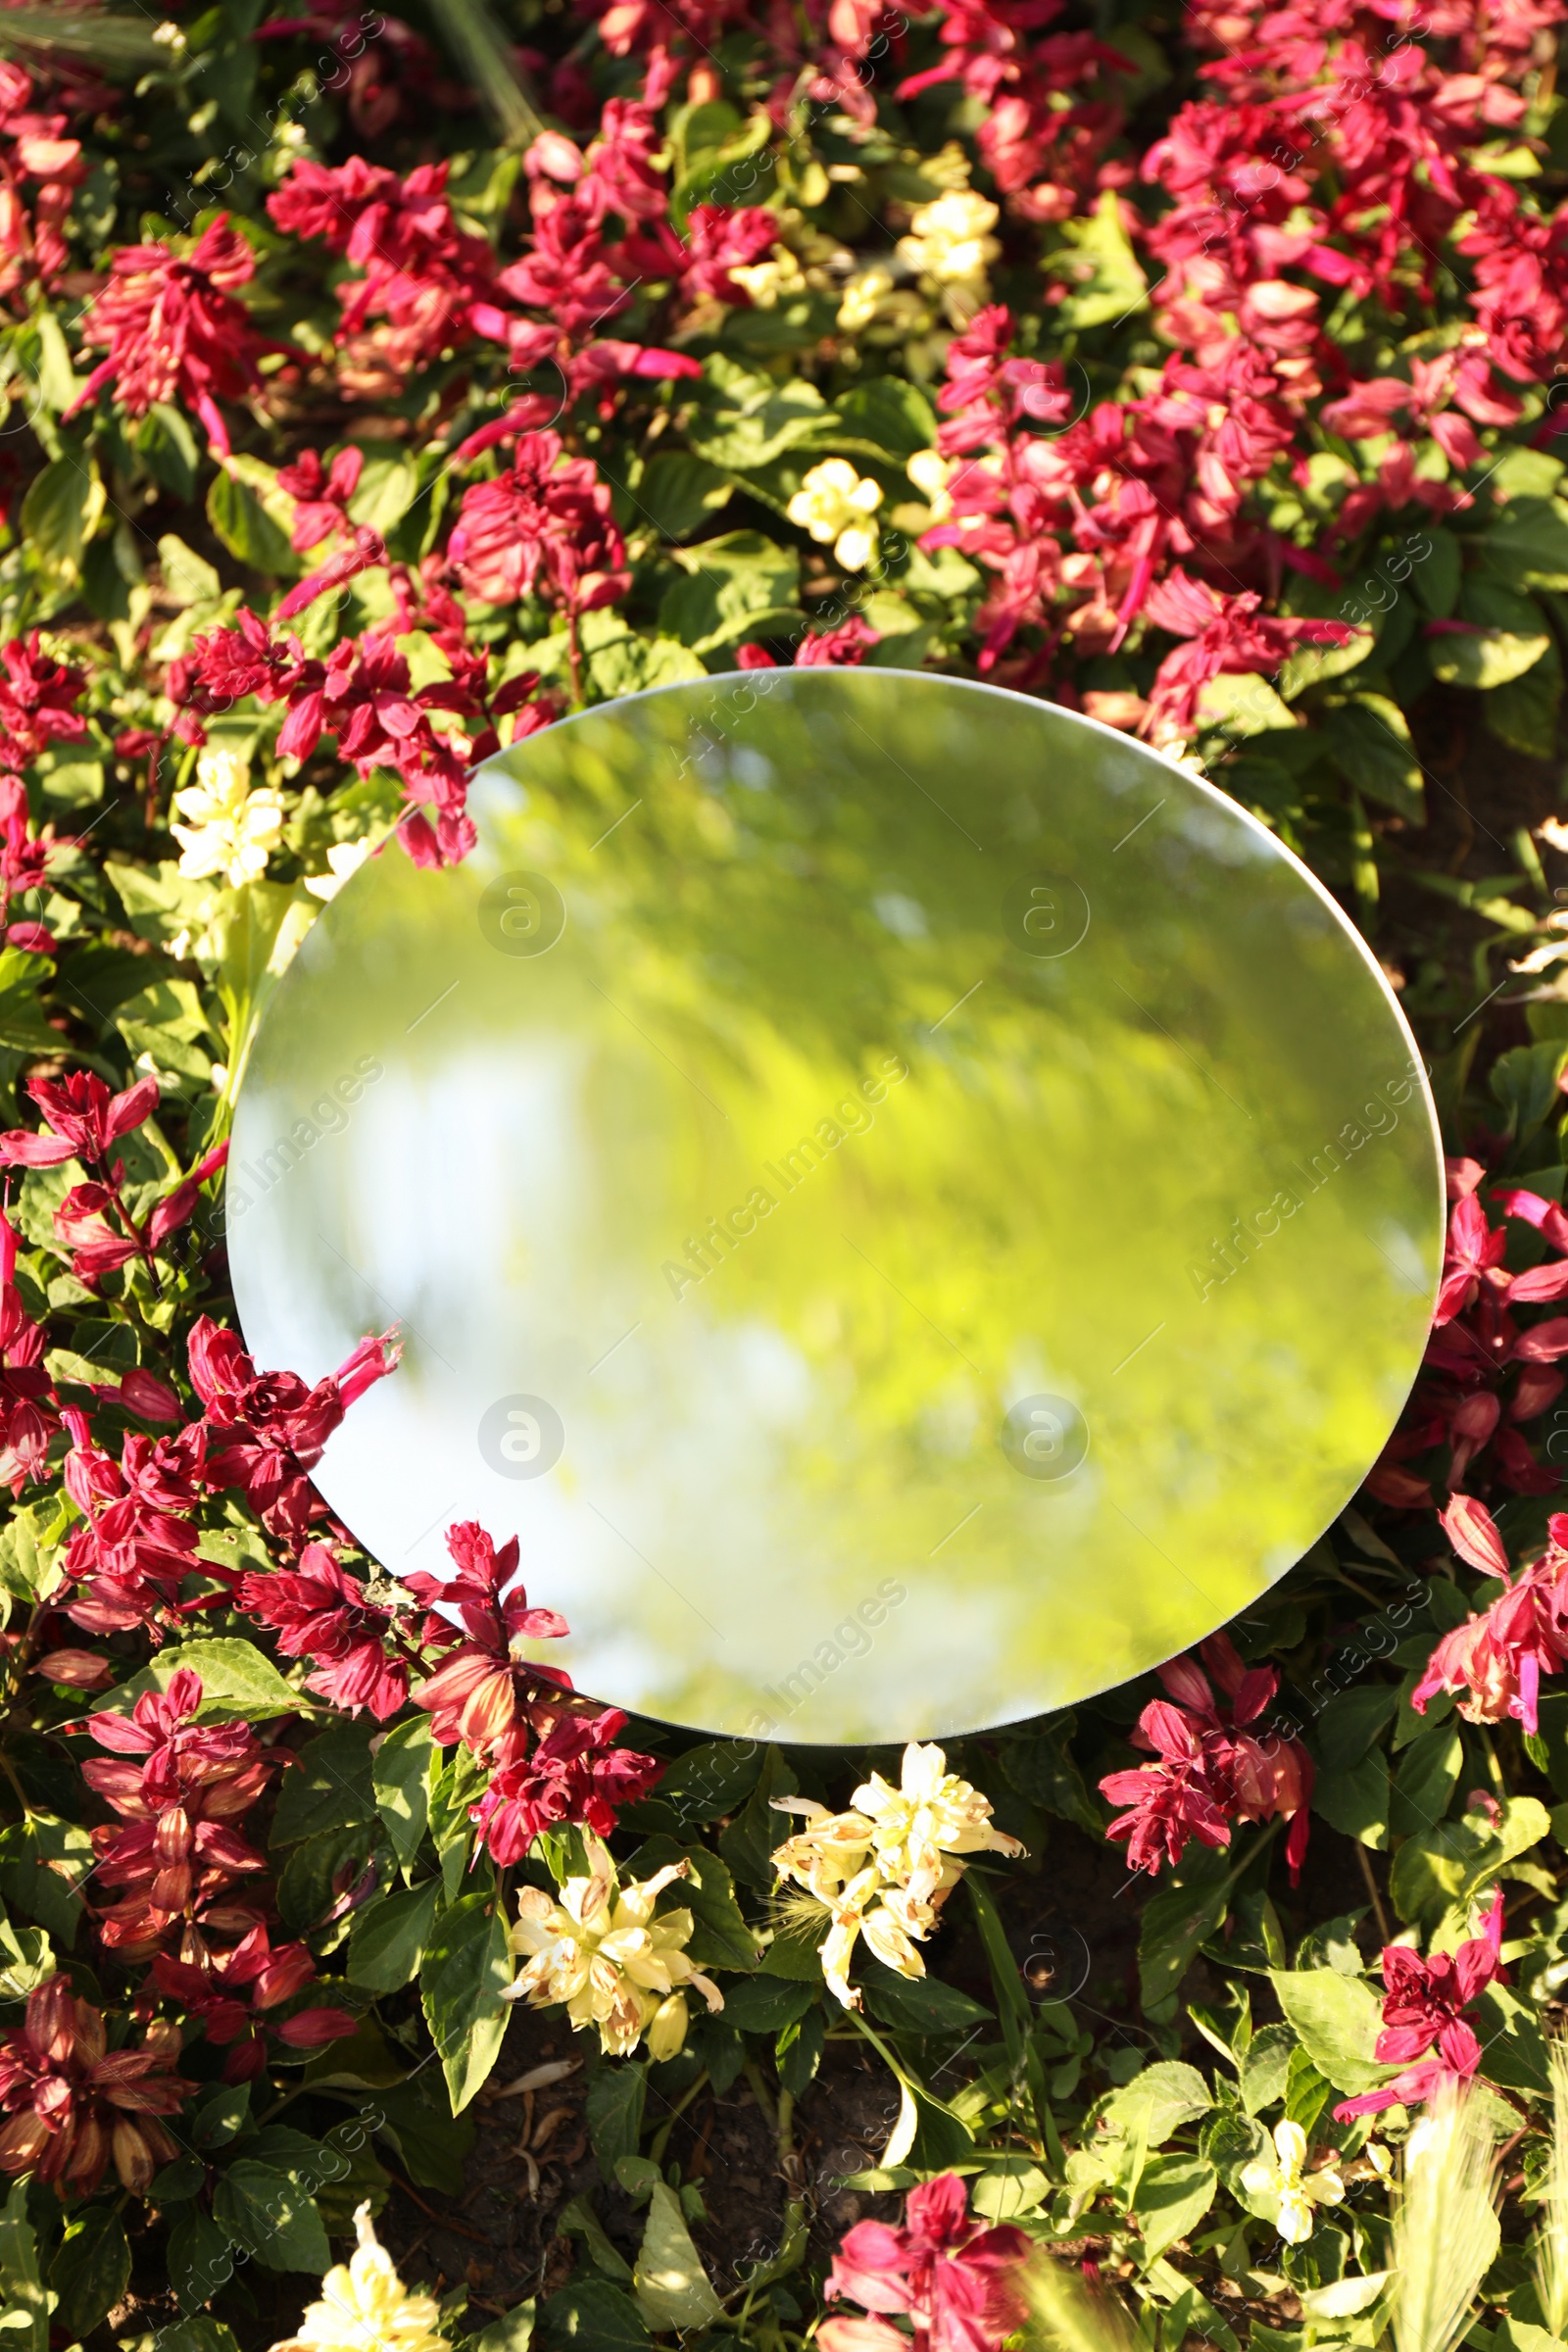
228,672,1444,1742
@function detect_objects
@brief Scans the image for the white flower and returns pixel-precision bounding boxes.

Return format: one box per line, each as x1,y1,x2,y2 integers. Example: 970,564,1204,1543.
171,749,284,888
502,1837,723,2058
306,839,372,901
729,245,808,309
786,459,884,572
152,19,186,44
1241,2120,1347,2244
897,191,1001,321
269,2202,445,2352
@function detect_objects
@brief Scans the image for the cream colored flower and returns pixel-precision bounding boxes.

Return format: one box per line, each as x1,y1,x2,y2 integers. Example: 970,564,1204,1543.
172,748,284,887
270,2202,445,2352
729,245,808,309
306,839,372,901
1241,2120,1346,2245
853,1740,1025,1901
502,1838,723,2058
786,459,883,572
897,190,1001,322
906,448,956,522
770,1742,1022,2009
152,19,186,44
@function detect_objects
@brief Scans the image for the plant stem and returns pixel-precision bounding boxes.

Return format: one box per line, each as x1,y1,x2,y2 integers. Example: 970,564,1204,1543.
1355,1841,1393,1943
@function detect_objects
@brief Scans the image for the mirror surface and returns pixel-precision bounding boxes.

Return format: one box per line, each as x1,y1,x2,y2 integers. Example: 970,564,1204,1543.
226,670,1443,1741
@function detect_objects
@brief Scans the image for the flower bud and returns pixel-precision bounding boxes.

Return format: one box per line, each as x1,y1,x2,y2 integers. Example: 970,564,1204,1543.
646,1992,689,2063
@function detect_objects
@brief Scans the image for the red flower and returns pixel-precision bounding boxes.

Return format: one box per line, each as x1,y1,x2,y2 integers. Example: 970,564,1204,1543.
1101,1633,1314,1881
67,216,278,460
470,1709,663,1864
186,1316,399,1543
1412,1499,1568,1736
448,430,630,615
58,1420,206,1637
1139,568,1356,741
0,1976,189,2196
0,1069,158,1169
238,1543,408,1720
83,1671,275,1957
276,445,365,553
409,1520,571,1759
1335,1888,1505,2119
820,2172,1032,2352
0,634,86,767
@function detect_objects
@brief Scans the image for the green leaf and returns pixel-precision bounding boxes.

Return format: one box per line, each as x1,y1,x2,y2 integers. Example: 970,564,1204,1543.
0,952,60,1057
1133,2154,1216,2265
1240,2022,1295,2117
373,1716,437,1881
1101,2062,1213,2150
1198,671,1297,736
657,1740,764,1827
277,1823,374,1937
757,1921,825,1979
719,1744,797,1888
272,1718,378,1845
22,456,101,581
0,1920,53,2004
430,1744,486,1898
860,1972,992,2036
469,2302,536,2352
347,453,419,540
1320,694,1423,821
192,2083,250,2152
0,2187,46,2352
718,1977,815,2034
622,1838,756,1970
1389,1794,1550,1931
1138,1846,1231,2008
836,377,939,459
158,2321,241,2352
1390,1720,1463,1838
50,2207,129,2338
1044,188,1148,328
1428,624,1550,688
0,1815,92,1947
135,404,199,501
347,1878,441,1992
207,466,296,574
158,533,221,607
538,2279,652,2352
212,2159,330,2274
1478,496,1568,591
586,628,706,699
1001,1717,1102,1836
636,454,732,541
634,2181,724,2331
1487,634,1562,756
688,354,842,471
1266,1969,1392,2096
101,1639,302,1721
1411,526,1461,617
420,1890,512,2112
1474,1983,1551,2095
659,531,802,653
587,2062,647,2180
373,2069,476,2190
169,2208,235,2313
1312,1753,1390,1849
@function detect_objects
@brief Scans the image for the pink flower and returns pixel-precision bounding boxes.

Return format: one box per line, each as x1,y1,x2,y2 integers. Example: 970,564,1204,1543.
1411,1500,1568,1736
67,217,279,460
0,634,86,766
1335,1889,1505,2118
275,445,365,553
0,1977,188,2196
821,2173,1032,2352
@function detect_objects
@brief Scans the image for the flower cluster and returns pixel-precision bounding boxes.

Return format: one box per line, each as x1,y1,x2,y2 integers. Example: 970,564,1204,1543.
502,1837,724,2059
818,2172,1032,2352
770,1741,1023,2007
1099,1632,1315,1881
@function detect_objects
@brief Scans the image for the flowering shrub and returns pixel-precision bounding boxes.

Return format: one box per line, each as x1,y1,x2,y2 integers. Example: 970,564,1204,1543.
1,1,1568,2349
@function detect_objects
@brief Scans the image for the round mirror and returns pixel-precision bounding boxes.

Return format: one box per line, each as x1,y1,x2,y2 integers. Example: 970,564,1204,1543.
225,670,1443,1743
